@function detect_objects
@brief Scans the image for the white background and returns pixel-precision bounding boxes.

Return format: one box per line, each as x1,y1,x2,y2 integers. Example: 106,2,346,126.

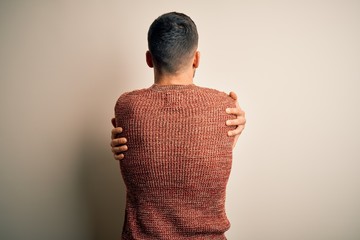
1,1,359,239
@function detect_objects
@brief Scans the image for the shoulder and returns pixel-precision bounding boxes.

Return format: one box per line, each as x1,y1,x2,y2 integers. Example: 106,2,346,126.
114,88,151,115
195,86,235,107
117,88,147,101
115,87,150,105
196,86,228,96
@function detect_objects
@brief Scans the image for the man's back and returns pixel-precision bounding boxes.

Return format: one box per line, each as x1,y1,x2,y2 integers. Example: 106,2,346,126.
115,84,236,240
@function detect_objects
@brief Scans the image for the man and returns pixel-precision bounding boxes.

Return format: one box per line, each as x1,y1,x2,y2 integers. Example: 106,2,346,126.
113,12,245,239
110,92,245,160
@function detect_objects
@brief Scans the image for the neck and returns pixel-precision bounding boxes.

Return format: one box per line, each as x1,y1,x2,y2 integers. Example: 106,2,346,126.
154,68,195,86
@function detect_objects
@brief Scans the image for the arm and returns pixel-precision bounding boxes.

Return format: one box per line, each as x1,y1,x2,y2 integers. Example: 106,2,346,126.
110,91,246,160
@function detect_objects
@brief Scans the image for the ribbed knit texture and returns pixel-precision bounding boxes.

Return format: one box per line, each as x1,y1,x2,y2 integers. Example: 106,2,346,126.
115,84,236,240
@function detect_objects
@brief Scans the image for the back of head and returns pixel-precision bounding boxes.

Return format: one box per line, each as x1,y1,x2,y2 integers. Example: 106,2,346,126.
147,12,199,74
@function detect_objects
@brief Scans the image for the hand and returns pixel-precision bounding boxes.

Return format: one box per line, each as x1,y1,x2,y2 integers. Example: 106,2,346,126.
110,118,128,160
226,91,246,149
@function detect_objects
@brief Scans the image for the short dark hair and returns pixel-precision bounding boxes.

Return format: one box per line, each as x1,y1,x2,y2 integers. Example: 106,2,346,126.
147,12,199,73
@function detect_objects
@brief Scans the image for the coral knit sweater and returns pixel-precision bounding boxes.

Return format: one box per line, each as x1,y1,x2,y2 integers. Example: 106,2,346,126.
115,84,236,240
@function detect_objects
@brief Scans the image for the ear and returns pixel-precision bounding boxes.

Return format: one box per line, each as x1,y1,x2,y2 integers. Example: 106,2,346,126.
193,51,200,68
146,51,154,68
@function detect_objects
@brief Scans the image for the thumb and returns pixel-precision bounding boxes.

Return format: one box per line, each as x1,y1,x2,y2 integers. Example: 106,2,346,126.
229,91,238,101
111,117,116,128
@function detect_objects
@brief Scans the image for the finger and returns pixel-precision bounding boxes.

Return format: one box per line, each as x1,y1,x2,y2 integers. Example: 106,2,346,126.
229,91,238,101
226,107,244,116
226,116,246,126
110,137,127,147
111,127,123,139
111,145,128,154
114,153,125,160
228,124,245,137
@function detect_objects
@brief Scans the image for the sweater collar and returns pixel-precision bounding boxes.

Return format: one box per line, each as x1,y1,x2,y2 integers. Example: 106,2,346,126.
150,83,196,91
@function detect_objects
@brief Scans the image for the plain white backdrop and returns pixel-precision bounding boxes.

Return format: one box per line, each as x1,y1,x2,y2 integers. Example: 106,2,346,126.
1,1,359,239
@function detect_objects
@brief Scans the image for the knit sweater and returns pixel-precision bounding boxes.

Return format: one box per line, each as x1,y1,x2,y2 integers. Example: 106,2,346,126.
114,83,236,240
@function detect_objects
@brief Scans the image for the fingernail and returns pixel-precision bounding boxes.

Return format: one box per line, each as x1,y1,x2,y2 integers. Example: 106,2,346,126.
226,108,230,113
226,120,231,125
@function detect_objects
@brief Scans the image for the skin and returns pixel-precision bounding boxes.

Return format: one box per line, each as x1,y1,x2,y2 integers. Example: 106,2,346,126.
111,49,246,160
